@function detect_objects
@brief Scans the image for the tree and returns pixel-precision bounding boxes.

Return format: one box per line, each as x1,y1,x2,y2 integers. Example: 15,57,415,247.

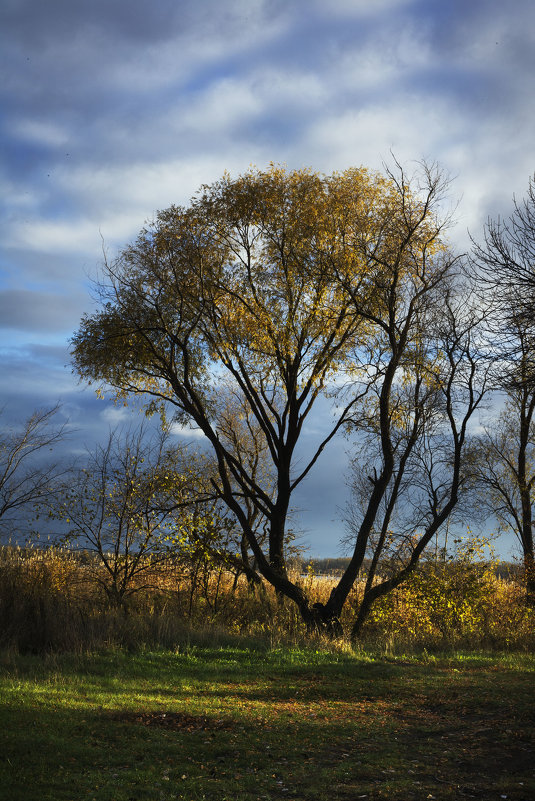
54,420,258,607
72,162,477,631
342,286,488,636
307,162,489,636
474,392,535,605
0,405,67,539
472,174,535,333
471,176,535,604
54,423,200,606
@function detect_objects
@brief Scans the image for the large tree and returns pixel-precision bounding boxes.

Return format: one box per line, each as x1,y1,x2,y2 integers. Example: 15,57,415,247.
73,163,478,631
310,165,488,635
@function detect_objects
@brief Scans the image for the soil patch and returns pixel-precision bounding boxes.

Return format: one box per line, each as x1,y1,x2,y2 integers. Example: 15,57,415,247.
110,710,236,732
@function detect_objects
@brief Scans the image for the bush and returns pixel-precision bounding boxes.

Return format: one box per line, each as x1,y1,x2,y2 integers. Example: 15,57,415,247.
361,558,535,651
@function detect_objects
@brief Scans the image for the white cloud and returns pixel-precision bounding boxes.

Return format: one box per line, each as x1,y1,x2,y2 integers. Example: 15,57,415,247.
0,175,43,211
247,68,327,109
5,217,102,255
303,100,455,173
169,422,207,440
117,9,287,90
175,77,263,136
99,406,133,425
314,0,412,18
10,118,70,148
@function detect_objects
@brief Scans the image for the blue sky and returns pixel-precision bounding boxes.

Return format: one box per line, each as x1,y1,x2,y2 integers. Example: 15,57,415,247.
1,0,534,557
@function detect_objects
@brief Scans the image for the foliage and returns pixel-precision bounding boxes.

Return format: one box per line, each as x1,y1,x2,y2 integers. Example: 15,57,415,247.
51,423,239,607
1,543,533,655
360,533,535,649
0,544,91,653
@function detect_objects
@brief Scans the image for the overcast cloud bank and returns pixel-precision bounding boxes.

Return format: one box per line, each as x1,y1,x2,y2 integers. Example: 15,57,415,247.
1,0,534,555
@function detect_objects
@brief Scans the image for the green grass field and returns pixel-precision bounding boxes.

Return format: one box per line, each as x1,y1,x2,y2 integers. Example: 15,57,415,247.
1,642,534,801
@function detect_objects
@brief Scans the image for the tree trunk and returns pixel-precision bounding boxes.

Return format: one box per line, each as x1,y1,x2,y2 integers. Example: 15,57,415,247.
524,552,535,607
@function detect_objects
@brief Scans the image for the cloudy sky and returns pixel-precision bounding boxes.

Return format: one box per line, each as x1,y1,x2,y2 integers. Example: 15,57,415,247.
1,0,534,557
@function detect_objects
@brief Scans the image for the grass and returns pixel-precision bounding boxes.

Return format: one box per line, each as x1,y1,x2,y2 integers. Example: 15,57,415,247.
1,641,534,801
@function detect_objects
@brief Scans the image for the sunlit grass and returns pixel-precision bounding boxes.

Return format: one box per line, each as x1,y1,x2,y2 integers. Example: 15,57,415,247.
1,643,534,800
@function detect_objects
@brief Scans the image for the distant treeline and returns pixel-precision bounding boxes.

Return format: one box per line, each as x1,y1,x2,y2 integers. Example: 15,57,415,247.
297,556,521,580
299,557,352,575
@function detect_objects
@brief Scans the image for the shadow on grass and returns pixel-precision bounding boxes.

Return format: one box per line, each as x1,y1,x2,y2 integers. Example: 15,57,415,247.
1,648,534,800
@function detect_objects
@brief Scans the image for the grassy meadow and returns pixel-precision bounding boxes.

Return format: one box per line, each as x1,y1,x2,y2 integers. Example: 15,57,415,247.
0,546,534,800
1,645,534,801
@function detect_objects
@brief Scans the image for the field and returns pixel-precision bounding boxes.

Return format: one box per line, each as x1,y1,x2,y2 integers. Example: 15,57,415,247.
1,643,534,801
1,547,534,799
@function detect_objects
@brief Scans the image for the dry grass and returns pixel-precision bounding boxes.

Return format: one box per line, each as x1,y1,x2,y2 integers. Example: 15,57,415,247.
0,545,533,654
